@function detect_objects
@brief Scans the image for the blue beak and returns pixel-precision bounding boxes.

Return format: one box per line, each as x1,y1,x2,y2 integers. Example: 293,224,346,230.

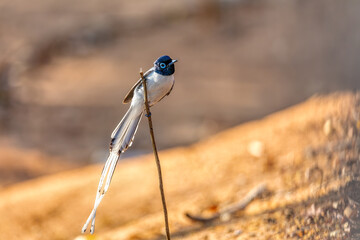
168,59,178,66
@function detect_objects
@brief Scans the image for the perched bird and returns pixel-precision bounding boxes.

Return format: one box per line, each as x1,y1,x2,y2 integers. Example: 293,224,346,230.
82,55,177,234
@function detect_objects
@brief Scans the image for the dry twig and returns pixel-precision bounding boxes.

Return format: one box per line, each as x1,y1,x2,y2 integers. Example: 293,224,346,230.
140,69,171,240
186,183,267,224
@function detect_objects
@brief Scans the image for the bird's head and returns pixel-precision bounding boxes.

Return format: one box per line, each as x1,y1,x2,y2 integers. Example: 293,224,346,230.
154,55,177,76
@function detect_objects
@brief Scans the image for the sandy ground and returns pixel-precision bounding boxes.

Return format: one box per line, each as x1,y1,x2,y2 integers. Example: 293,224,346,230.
1,2,360,239
0,92,358,240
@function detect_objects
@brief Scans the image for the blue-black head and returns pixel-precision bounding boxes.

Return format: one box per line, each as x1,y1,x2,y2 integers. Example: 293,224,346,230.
154,55,177,76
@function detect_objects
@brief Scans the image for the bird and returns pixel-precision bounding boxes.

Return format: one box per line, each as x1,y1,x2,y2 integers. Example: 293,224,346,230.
82,55,177,234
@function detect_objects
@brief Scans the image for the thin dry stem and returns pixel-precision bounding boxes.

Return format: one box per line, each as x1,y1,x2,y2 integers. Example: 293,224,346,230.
186,183,267,224
140,69,171,240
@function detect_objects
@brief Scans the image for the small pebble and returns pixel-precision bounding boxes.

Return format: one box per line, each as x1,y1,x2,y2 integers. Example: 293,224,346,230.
329,230,339,237
343,222,351,233
247,140,264,158
73,236,87,240
233,229,242,236
220,213,231,222
344,206,354,219
323,119,333,136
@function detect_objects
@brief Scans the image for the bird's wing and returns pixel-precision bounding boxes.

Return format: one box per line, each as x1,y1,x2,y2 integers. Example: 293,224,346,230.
123,68,154,104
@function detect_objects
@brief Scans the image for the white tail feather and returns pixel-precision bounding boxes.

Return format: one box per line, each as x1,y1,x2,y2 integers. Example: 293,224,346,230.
82,106,143,234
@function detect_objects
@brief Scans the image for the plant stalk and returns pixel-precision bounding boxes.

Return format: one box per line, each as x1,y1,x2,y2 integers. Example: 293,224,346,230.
140,69,171,240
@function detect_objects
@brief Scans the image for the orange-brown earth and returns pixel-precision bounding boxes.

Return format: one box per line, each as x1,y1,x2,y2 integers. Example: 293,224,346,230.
0,92,359,240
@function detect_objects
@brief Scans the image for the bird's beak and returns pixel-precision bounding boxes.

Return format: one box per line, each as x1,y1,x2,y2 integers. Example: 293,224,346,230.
168,59,178,66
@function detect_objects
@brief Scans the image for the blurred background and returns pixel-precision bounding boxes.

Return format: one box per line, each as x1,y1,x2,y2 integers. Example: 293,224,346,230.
0,0,360,185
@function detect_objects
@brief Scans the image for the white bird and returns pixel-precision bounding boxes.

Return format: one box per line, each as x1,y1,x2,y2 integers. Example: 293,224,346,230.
82,55,177,234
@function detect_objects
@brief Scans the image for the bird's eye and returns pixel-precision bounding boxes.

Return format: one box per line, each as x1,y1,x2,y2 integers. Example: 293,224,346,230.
160,63,166,69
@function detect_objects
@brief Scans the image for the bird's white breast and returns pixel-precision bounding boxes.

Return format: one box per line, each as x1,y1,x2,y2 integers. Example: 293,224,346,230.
132,71,174,107
147,72,174,105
